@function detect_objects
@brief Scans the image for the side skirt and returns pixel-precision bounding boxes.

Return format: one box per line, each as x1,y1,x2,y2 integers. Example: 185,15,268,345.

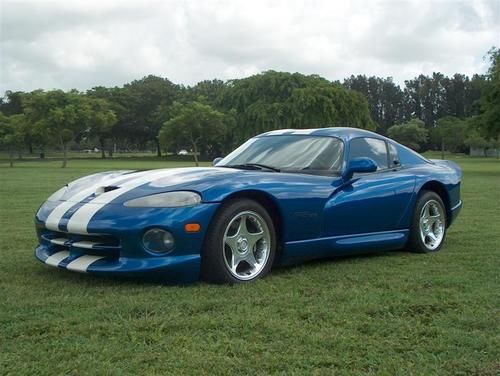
280,229,409,265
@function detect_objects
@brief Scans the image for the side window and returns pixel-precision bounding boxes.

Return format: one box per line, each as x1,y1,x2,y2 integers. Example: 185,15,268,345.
388,143,400,168
349,137,389,170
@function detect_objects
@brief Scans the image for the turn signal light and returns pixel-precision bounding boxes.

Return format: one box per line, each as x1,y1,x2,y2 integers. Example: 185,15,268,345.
184,223,201,233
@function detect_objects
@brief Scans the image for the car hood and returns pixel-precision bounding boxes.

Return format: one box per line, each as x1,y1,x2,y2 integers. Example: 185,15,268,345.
48,168,236,204
48,167,339,205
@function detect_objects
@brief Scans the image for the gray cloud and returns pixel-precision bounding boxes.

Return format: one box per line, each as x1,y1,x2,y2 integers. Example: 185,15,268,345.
1,0,498,94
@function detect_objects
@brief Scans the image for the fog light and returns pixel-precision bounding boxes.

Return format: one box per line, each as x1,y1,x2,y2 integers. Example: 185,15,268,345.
143,228,175,253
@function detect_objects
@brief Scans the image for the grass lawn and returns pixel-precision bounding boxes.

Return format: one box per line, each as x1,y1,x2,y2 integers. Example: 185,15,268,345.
0,156,499,375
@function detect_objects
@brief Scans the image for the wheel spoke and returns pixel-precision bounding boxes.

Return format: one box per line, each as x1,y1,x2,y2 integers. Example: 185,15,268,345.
427,217,437,227
224,234,239,254
244,250,258,269
230,252,242,272
427,232,438,245
246,231,264,252
237,215,249,236
424,204,431,219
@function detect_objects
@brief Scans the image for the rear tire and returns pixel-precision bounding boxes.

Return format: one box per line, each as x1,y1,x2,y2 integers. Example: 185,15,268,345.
407,191,447,253
201,199,276,283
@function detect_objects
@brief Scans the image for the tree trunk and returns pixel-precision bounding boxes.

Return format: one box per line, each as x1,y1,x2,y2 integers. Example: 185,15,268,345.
29,142,33,154
9,150,14,167
61,142,68,168
155,137,162,157
100,138,106,159
441,139,445,159
192,142,199,166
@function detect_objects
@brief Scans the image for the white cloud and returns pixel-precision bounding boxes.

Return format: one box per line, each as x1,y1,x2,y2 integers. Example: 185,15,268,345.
0,0,498,93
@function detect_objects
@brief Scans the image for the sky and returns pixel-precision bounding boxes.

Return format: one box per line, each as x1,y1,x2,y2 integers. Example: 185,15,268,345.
0,0,499,94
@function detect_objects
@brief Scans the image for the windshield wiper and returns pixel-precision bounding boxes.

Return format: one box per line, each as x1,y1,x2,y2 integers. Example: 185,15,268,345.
223,163,280,172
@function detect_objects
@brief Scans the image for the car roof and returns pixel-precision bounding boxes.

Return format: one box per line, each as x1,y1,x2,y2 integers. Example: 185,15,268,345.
257,127,388,142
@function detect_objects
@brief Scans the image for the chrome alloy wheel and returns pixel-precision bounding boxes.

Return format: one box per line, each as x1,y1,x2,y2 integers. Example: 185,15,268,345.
222,210,271,281
419,199,445,251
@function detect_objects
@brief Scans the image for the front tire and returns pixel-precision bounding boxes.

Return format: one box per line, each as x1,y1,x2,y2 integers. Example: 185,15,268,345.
407,191,447,253
201,199,276,283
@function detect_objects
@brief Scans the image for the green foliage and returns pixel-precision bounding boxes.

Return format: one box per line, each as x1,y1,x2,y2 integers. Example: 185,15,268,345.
344,75,405,134
121,75,181,155
0,112,26,166
0,90,24,115
464,129,490,150
2,51,498,157
22,90,97,167
220,71,375,142
86,98,118,158
476,48,500,139
433,116,468,153
387,119,428,151
159,102,225,165
345,73,486,137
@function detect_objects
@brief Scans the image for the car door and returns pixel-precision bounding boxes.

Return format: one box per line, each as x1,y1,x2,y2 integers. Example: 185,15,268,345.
323,137,415,236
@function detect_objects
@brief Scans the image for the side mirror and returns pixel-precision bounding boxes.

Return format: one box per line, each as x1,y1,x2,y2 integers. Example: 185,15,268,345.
343,157,377,180
212,157,223,166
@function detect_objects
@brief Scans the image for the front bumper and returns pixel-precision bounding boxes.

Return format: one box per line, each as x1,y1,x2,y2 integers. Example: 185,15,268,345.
34,202,220,283
35,245,201,283
449,200,462,226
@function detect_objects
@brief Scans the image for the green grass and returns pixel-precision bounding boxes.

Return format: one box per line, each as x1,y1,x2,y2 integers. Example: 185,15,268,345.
0,156,499,375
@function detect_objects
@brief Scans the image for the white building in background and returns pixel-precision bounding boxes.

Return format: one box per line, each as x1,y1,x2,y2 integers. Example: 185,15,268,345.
470,147,499,157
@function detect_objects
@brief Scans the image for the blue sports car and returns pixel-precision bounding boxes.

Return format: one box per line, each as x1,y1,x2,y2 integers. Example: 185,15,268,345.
35,127,462,283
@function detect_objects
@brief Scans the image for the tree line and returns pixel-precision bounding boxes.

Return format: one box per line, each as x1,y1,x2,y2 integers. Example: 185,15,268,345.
0,48,498,167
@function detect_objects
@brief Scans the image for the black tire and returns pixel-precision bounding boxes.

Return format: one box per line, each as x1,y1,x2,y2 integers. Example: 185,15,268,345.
407,190,447,253
201,198,277,284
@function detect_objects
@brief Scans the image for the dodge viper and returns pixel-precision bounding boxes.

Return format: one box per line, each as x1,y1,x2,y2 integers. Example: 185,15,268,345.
35,127,462,283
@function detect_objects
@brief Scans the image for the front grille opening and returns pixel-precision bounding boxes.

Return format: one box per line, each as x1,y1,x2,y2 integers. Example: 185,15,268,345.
40,230,121,259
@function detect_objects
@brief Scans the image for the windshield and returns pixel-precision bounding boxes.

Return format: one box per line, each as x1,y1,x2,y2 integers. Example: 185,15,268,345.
218,135,344,174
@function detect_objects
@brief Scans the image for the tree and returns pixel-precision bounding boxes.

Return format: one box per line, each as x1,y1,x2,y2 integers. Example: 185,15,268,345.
343,75,404,134
0,113,26,167
476,48,500,139
86,98,117,159
465,129,491,156
87,86,129,156
0,91,24,116
387,119,428,151
433,116,468,158
122,75,180,156
185,79,226,106
23,90,92,168
159,102,225,166
220,71,375,142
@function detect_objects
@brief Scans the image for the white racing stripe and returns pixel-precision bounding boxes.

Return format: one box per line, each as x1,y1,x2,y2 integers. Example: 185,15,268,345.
66,168,192,234
265,129,293,135
44,170,154,231
264,129,316,136
50,238,69,246
71,241,100,249
45,250,70,267
66,255,106,273
291,129,316,135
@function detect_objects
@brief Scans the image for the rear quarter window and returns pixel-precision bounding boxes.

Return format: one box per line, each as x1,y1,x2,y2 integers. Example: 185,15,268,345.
396,144,431,166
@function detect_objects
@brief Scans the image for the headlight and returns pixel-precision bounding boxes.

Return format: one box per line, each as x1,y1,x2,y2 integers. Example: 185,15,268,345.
123,191,201,208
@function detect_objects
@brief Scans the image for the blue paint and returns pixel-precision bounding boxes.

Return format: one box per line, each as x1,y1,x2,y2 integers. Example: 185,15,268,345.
34,127,462,282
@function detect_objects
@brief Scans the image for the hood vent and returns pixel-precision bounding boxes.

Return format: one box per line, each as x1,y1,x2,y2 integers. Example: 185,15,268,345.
95,186,120,196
